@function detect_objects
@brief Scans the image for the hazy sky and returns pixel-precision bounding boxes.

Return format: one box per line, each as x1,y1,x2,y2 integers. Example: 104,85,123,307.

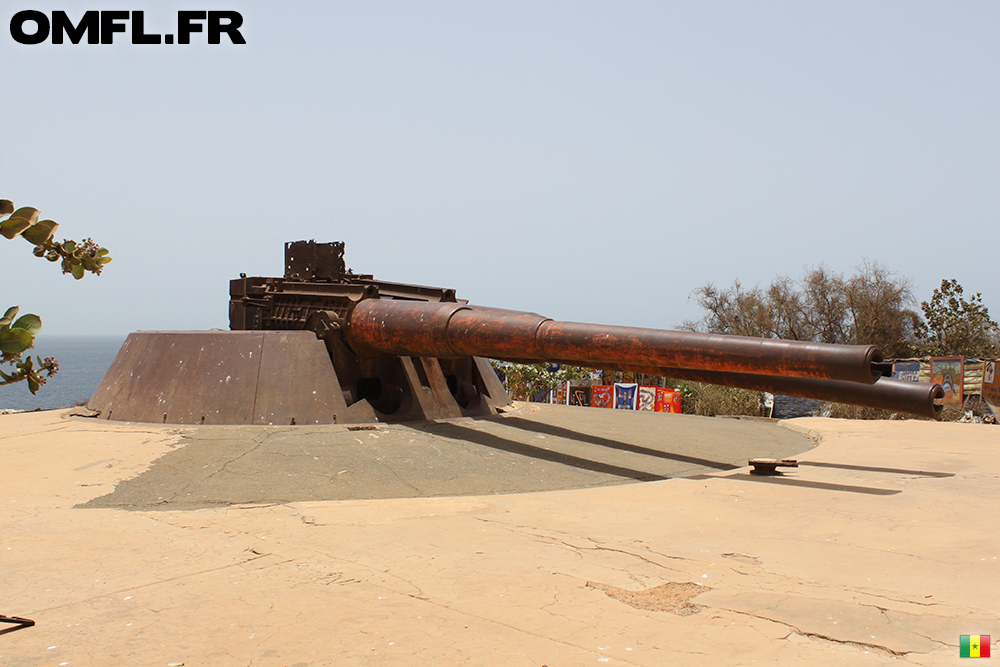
3,1,998,337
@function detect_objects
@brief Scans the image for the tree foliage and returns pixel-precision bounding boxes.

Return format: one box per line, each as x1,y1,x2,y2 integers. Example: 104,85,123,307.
913,279,999,358
682,267,998,421
675,381,762,417
1,198,111,394
492,362,587,402
686,260,919,357
842,261,920,358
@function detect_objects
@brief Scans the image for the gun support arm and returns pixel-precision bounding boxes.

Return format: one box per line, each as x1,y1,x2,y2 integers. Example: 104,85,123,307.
609,364,944,419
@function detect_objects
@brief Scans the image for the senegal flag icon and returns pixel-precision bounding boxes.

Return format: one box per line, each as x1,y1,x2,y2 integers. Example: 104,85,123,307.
960,635,991,658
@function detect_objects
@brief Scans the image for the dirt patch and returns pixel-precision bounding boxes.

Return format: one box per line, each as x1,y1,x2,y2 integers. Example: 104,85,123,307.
587,581,709,615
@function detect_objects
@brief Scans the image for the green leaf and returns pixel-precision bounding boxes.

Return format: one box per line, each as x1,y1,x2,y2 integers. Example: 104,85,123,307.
1,306,18,328
0,200,13,216
82,257,99,272
32,245,46,257
27,374,40,394
0,217,31,239
70,263,85,280
12,313,42,336
9,207,40,225
0,328,34,354
98,255,112,265
96,247,109,256
21,219,59,245
61,240,77,253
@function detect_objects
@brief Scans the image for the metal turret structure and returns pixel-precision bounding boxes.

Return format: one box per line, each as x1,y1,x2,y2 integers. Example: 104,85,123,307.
88,241,944,425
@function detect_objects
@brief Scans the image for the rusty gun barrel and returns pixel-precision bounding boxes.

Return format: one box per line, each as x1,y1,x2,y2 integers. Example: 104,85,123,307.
346,300,889,385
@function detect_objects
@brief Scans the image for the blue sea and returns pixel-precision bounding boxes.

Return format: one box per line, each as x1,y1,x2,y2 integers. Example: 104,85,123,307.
1,335,126,411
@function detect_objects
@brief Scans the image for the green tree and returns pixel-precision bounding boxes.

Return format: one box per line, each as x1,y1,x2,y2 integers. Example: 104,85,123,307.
913,279,999,358
1,199,111,394
492,361,587,402
675,381,763,417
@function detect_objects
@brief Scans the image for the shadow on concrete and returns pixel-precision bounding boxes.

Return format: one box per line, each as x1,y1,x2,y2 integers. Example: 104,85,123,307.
408,422,669,482
499,416,740,472
688,473,901,495
0,626,30,637
799,461,954,478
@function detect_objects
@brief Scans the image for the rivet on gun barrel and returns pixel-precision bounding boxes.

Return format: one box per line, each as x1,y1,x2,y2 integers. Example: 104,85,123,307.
88,241,944,425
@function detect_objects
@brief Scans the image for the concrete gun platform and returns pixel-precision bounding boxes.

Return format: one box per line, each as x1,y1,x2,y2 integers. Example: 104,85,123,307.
1,404,996,665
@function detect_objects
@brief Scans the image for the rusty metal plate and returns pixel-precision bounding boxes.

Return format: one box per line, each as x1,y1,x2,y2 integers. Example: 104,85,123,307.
88,332,265,425
252,331,347,425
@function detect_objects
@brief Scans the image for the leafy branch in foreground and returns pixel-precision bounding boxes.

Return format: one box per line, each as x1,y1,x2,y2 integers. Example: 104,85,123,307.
1,199,111,279
1,198,111,394
0,306,58,393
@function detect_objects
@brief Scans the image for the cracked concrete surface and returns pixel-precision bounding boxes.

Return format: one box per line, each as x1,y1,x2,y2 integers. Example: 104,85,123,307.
1,407,997,665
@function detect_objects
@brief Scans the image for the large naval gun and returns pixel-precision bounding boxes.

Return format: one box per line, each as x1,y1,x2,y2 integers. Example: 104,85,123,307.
88,241,944,425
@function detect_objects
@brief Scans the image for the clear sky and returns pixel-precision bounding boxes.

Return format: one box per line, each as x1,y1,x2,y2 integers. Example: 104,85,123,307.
3,1,998,337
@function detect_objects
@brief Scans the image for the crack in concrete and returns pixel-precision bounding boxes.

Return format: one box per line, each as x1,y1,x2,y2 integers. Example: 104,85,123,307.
377,460,426,496
845,542,957,565
570,541,686,571
799,631,910,658
77,425,187,438
636,546,693,562
228,503,284,511
202,432,275,483
473,517,690,572
717,606,918,658
911,630,950,648
0,423,73,437
724,560,947,615
115,526,648,666
845,589,940,607
387,602,647,667
31,553,270,614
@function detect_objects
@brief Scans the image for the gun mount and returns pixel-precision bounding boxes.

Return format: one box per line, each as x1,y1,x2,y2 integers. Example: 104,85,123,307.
88,241,944,425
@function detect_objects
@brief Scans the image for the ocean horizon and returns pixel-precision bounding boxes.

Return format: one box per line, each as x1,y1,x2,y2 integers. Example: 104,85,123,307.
1,335,126,412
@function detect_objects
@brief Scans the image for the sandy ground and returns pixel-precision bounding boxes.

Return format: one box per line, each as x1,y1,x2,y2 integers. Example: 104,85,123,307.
0,405,997,666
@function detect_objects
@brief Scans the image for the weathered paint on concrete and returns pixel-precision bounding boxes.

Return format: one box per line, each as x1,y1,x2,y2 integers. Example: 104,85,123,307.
79,403,811,509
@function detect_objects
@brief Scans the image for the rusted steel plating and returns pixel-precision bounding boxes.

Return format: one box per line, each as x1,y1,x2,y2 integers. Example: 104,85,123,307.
346,300,888,385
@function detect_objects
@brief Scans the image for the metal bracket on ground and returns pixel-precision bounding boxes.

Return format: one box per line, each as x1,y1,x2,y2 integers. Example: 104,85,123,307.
749,458,799,475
